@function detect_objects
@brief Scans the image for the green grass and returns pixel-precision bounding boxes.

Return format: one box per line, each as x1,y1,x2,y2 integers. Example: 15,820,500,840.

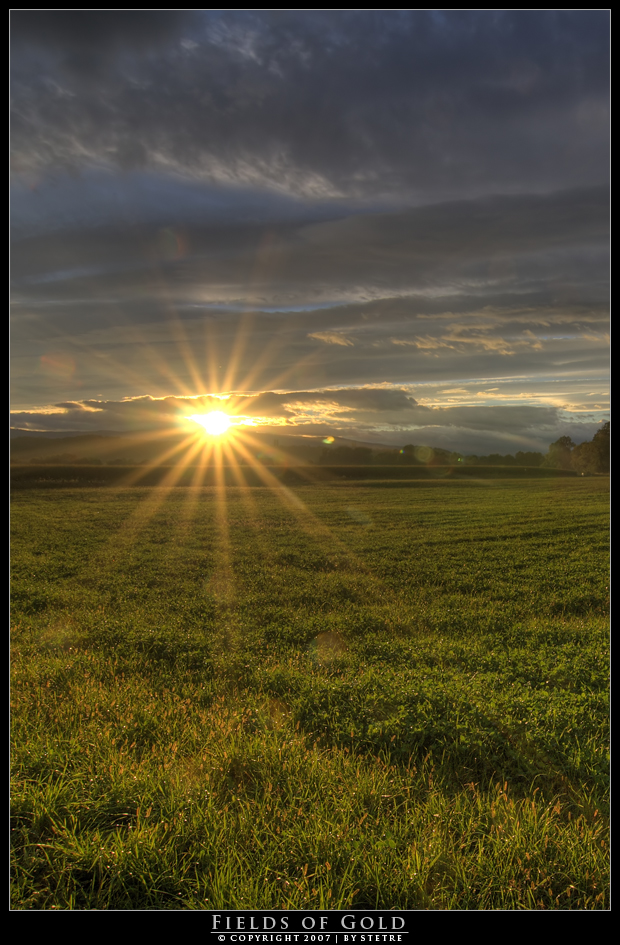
11,478,609,909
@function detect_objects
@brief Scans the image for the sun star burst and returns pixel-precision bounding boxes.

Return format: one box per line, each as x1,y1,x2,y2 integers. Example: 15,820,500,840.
188,411,232,436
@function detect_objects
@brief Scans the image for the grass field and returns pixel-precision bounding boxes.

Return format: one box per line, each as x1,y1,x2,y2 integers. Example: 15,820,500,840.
10,478,609,909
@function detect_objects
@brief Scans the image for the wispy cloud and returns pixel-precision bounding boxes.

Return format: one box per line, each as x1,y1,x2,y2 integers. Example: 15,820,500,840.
308,332,355,347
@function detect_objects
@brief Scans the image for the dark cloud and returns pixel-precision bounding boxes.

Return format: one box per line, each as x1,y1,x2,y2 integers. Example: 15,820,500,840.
238,388,420,416
11,186,608,305
10,12,609,451
11,186,608,413
10,11,200,72
11,11,609,198
8,389,543,433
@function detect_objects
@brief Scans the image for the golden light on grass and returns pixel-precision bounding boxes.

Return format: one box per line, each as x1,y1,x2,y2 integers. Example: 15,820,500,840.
188,411,232,437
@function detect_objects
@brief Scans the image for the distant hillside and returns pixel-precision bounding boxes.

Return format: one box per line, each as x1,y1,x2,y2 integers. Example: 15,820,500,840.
8,428,556,470
9,430,385,467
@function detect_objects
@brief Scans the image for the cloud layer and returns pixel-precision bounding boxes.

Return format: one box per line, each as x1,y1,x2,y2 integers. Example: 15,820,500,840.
11,11,609,200
11,12,609,451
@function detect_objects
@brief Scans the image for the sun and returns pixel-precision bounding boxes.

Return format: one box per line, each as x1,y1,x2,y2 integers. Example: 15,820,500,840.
188,411,232,436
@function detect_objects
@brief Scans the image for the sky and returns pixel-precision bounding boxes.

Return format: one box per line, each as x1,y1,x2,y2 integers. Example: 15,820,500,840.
10,10,609,455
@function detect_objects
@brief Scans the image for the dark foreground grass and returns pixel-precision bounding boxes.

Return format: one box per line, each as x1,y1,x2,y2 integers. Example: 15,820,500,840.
11,479,609,909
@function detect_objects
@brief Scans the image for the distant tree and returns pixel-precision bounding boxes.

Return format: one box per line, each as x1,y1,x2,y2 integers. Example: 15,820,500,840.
481,453,516,465
43,452,80,464
427,447,451,465
592,421,610,470
463,453,520,466
515,451,544,467
570,422,609,475
397,444,422,465
374,450,399,465
542,436,575,470
570,440,601,475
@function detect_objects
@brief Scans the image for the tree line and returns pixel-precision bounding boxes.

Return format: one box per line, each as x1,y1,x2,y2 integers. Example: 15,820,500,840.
318,422,609,473
542,421,609,475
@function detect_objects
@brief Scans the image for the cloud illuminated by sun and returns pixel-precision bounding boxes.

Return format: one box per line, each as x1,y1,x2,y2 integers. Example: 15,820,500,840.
187,411,232,436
